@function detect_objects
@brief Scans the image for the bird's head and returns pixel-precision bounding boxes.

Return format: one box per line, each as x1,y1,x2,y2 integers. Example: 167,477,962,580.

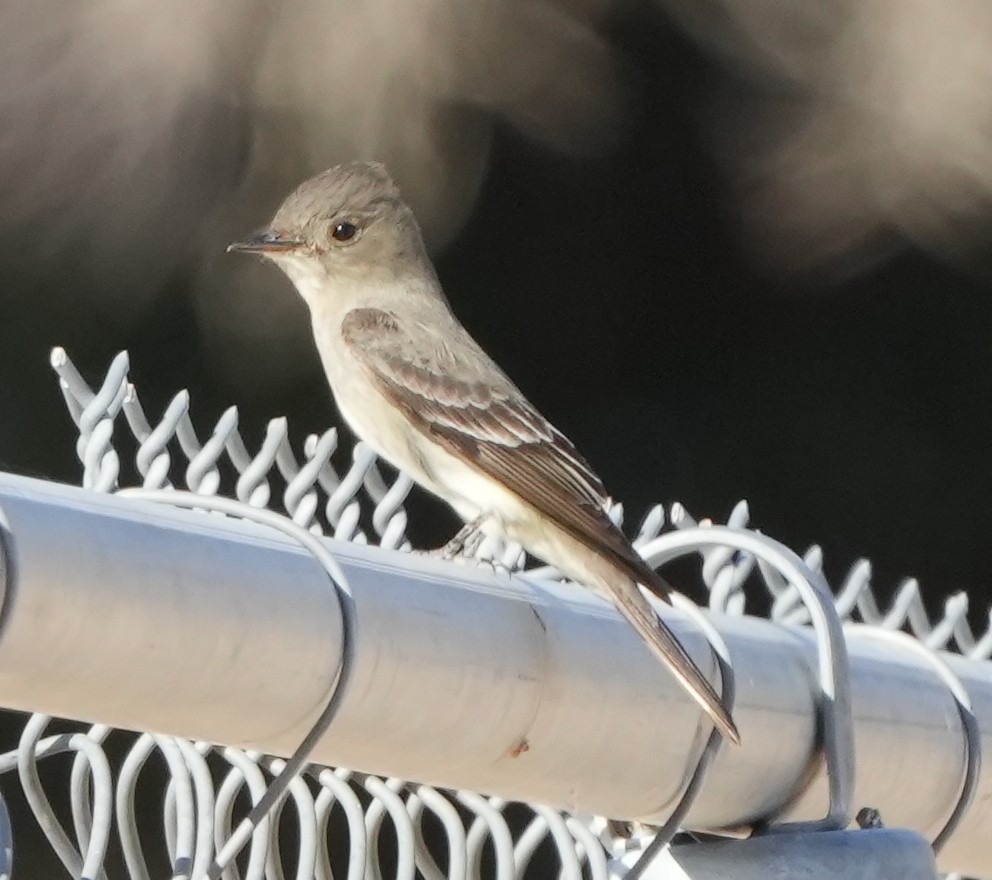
228,161,432,298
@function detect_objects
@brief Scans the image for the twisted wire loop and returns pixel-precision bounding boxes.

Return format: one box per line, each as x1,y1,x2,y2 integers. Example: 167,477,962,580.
0,346,973,878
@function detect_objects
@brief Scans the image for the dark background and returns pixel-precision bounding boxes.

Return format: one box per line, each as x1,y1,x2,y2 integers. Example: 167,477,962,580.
0,7,990,876
3,12,991,616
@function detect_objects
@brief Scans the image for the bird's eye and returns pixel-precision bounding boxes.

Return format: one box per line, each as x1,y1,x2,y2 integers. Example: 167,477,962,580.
329,221,360,244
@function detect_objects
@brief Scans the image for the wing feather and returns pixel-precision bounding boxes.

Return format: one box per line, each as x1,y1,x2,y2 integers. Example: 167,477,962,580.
341,307,672,598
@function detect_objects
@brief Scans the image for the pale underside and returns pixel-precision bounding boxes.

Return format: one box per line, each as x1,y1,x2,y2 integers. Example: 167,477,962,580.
303,294,739,742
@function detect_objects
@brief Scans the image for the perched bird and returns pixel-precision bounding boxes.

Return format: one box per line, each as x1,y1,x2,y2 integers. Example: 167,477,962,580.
228,161,739,744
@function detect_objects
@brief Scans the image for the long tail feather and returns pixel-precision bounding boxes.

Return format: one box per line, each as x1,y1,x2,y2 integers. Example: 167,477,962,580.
610,578,740,745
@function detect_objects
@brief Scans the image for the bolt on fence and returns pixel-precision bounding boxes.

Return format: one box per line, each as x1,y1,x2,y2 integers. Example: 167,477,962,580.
0,347,986,878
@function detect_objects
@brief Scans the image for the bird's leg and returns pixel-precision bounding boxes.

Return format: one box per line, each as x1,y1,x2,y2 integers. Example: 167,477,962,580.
419,515,515,579
434,515,487,560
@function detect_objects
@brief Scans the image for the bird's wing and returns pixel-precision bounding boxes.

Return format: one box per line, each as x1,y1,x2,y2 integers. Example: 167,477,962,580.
341,307,673,598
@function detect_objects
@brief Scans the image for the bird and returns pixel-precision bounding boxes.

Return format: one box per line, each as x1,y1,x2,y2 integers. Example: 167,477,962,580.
228,161,739,744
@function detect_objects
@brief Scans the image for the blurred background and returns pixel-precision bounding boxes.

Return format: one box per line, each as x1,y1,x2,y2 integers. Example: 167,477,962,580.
3,0,992,608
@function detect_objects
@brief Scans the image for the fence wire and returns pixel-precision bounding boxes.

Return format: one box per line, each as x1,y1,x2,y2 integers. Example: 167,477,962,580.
0,347,983,878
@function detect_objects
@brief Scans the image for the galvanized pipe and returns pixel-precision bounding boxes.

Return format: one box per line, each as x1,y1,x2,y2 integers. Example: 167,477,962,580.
0,472,987,876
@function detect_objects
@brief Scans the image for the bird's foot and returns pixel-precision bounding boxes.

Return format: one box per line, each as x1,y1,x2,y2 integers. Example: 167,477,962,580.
429,517,487,560
413,516,487,560
470,554,514,580
415,516,519,580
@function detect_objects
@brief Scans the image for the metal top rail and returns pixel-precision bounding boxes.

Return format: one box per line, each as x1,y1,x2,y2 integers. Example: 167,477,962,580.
0,347,984,879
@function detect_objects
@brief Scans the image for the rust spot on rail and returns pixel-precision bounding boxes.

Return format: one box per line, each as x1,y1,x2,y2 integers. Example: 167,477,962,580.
508,737,530,758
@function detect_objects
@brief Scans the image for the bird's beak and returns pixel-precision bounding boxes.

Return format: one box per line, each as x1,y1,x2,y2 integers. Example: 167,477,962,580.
227,229,304,254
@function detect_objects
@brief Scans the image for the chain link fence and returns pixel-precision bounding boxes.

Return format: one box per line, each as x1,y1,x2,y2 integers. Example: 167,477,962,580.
0,347,984,878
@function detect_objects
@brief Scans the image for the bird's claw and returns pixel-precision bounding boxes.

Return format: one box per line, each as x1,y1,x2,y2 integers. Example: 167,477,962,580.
431,517,487,560
415,517,517,579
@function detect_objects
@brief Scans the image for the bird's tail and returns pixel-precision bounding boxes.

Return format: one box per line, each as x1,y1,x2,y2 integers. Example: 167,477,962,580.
610,578,740,745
